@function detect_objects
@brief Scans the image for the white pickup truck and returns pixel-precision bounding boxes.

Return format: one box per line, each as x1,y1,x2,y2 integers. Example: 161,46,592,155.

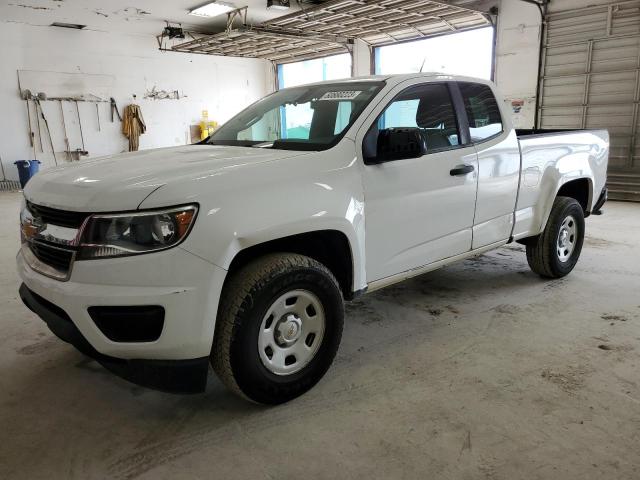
17,74,608,403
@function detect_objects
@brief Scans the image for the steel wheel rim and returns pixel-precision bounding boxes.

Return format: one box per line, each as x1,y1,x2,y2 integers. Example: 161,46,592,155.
258,289,326,376
557,215,578,263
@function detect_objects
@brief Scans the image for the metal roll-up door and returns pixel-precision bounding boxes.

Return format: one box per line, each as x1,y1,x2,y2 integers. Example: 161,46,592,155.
539,1,640,201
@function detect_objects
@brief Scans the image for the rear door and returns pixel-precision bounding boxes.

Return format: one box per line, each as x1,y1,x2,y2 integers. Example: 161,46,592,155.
457,82,521,248
358,80,479,282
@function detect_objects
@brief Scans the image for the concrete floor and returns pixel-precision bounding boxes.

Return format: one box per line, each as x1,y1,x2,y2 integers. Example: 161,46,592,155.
1,191,639,480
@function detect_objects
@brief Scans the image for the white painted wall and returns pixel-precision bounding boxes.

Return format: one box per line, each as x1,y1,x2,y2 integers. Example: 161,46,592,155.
494,0,542,129
0,21,270,181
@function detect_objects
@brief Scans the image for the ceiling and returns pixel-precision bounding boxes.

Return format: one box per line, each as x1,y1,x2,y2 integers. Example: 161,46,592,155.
169,0,494,63
0,0,303,35
1,0,496,63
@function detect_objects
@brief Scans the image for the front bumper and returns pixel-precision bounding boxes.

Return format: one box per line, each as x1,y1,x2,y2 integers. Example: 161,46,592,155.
19,284,208,393
17,246,228,393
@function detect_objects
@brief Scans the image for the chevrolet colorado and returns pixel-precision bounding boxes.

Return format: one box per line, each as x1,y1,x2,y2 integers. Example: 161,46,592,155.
17,74,609,404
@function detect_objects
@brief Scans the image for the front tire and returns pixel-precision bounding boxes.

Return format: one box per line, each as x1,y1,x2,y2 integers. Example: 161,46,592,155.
212,253,344,404
526,196,585,278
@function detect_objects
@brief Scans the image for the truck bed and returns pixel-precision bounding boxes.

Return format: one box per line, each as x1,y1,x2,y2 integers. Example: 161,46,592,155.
510,128,609,242
516,128,595,138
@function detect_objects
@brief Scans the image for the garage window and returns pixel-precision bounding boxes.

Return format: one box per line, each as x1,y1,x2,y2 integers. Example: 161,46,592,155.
374,27,494,80
277,54,352,89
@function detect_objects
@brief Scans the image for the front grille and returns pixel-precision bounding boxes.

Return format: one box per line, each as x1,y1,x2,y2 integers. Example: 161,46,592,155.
27,201,89,229
29,241,75,272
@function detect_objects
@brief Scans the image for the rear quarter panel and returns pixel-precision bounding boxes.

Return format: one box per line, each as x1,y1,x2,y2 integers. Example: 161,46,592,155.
512,130,609,240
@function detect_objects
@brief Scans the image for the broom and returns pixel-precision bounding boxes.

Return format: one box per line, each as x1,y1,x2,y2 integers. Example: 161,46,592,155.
0,156,21,192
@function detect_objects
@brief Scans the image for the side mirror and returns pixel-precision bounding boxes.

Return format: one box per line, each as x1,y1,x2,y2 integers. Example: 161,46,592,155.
365,127,427,164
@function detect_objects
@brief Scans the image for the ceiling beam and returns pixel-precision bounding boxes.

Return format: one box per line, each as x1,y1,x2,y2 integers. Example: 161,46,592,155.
244,26,354,45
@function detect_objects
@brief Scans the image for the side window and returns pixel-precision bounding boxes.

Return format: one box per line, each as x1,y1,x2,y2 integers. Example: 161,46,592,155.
458,82,503,142
379,99,420,129
364,83,460,161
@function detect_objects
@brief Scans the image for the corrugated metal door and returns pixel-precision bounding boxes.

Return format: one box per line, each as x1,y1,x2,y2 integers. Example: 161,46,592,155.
539,1,640,201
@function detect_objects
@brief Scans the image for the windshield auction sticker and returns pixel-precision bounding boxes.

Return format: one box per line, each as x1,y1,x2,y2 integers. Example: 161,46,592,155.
319,91,362,101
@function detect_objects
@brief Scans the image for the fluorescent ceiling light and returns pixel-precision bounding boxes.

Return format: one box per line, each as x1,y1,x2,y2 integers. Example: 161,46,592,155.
189,2,235,17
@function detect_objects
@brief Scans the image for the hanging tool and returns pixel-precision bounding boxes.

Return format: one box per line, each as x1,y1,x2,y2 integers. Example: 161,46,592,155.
22,90,33,147
35,94,58,166
110,97,122,122
27,101,37,159
95,103,101,131
22,89,37,160
75,100,86,152
32,92,44,153
59,101,71,161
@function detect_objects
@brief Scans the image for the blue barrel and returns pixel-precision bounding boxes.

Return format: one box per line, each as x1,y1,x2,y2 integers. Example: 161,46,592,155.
14,160,41,188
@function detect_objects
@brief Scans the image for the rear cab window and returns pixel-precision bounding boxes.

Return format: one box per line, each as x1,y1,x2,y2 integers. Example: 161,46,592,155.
458,82,503,143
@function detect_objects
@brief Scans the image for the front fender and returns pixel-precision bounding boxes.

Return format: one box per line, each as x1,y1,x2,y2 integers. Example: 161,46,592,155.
142,141,367,292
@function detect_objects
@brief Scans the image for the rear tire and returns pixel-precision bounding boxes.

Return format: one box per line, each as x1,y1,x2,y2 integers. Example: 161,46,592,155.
211,253,344,404
526,196,585,278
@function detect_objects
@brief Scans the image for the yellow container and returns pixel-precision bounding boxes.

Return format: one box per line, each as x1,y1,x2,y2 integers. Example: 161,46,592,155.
200,110,218,140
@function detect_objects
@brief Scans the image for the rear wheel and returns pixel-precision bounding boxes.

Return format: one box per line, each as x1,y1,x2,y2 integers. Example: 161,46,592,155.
526,196,585,278
212,253,344,404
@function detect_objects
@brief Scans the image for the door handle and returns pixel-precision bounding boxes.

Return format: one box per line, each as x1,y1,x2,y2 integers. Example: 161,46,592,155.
450,164,475,176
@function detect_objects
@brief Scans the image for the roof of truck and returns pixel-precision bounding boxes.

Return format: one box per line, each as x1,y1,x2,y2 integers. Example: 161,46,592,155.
297,72,495,89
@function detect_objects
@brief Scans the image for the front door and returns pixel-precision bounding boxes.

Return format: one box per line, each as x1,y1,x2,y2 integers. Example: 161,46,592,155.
359,81,479,282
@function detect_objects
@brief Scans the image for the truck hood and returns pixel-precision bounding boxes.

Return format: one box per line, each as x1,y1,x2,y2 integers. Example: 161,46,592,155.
23,145,310,211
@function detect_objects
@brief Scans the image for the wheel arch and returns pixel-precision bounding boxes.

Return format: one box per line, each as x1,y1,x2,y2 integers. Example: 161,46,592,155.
225,230,357,300
517,176,593,246
538,176,593,235
556,177,593,215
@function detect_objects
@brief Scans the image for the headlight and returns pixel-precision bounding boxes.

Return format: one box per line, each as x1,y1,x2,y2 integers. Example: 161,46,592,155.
77,204,198,259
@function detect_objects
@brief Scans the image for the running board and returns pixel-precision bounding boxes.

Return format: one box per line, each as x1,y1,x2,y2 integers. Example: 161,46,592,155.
366,240,508,293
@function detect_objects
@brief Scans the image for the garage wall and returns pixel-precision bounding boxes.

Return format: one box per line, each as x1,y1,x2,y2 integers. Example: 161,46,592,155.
0,21,270,181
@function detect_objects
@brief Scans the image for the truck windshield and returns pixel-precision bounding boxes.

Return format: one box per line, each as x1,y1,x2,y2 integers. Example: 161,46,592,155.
207,81,386,151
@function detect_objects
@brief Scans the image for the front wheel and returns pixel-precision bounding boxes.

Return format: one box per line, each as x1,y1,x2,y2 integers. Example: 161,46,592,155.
526,196,585,278
211,253,344,404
